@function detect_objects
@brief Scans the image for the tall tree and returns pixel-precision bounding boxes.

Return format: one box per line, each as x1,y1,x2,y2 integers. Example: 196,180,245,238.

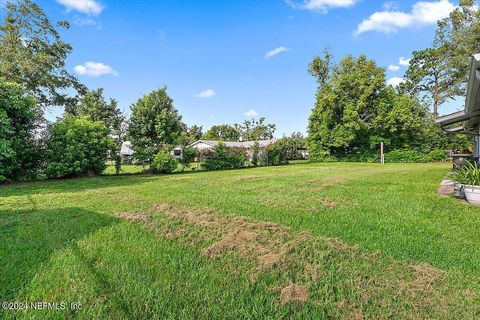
236,117,276,141
72,88,125,174
371,88,431,150
308,53,438,158
308,54,386,156
128,87,184,162
432,0,480,100
202,124,240,141
74,88,122,133
184,125,203,144
0,0,85,108
308,48,333,88
404,47,452,119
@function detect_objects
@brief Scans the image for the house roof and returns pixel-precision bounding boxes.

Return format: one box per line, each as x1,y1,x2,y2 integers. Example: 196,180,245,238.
189,139,277,148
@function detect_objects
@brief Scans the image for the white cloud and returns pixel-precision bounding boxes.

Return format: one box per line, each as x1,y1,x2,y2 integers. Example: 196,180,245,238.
382,2,400,11
73,16,96,26
355,0,455,35
197,89,216,98
388,64,400,71
244,110,259,117
56,0,103,15
73,16,102,29
74,61,117,77
399,57,411,66
286,0,358,13
265,46,290,59
387,77,405,87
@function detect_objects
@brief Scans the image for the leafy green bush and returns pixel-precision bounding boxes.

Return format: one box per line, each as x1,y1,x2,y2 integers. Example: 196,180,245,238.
338,150,380,163
262,142,288,166
151,150,178,174
46,117,112,178
251,142,260,166
202,143,246,171
311,148,447,163
0,79,41,182
384,150,427,163
425,149,449,162
180,146,198,168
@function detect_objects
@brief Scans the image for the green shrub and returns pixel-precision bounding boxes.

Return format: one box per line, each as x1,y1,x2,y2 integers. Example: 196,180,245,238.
262,143,286,166
0,79,41,182
202,143,246,171
310,148,448,163
257,140,290,166
384,150,427,163
151,150,178,174
251,142,260,166
180,146,198,168
425,149,449,162
46,117,112,178
337,150,380,163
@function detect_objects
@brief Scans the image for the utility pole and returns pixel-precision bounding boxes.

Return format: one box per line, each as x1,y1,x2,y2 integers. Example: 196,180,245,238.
380,142,385,165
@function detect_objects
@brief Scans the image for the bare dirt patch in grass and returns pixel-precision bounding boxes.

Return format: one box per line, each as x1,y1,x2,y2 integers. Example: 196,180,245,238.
316,198,339,208
295,176,346,193
280,284,308,305
308,176,345,187
229,175,263,182
146,203,474,317
154,203,172,212
115,212,152,222
154,204,296,265
437,186,454,197
164,228,186,238
409,263,446,290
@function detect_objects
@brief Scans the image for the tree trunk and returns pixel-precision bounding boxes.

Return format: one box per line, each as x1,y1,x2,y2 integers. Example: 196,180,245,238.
433,75,439,120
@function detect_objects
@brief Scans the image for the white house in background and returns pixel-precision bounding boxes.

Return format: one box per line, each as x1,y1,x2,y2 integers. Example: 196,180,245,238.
171,145,183,159
119,141,183,160
189,139,277,161
189,139,277,151
120,141,134,158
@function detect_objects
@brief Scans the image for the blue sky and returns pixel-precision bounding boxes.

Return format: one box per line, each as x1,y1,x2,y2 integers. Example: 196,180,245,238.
38,0,463,136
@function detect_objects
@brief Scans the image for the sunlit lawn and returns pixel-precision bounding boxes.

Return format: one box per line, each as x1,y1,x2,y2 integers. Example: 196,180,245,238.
1,162,479,319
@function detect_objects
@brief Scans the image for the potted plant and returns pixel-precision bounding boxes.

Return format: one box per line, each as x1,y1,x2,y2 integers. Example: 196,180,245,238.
454,160,480,204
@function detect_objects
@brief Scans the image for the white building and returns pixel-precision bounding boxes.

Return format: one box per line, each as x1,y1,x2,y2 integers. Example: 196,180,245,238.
189,139,277,151
120,141,183,160
120,141,134,157
189,139,277,161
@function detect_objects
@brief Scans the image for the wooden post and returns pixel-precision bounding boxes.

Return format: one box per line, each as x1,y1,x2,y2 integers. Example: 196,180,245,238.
380,142,385,165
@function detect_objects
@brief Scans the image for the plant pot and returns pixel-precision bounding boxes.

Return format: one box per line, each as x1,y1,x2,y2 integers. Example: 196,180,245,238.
464,185,480,204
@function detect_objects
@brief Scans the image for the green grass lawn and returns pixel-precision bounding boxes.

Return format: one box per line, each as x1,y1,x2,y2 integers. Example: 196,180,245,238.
1,162,479,319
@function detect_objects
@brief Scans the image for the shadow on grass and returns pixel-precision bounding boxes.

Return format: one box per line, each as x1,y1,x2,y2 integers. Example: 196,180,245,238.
0,174,158,198
0,207,118,300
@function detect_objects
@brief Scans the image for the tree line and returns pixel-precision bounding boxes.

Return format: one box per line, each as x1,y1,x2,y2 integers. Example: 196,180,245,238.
0,0,306,182
307,1,478,161
2,0,476,182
